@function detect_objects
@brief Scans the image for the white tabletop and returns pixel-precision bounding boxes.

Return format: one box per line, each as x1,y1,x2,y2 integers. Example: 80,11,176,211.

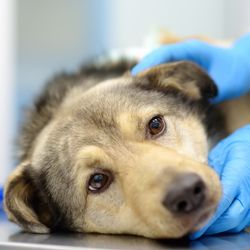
0,212,250,250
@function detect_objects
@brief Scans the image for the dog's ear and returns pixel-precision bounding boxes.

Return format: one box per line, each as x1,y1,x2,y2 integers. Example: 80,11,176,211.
4,162,58,233
136,61,217,100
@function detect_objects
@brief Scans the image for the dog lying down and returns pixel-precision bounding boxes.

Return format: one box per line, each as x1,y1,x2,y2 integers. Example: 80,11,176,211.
4,60,250,239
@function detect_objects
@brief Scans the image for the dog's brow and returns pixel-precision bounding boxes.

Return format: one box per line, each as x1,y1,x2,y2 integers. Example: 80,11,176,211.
76,145,112,168
116,113,140,140
116,109,158,140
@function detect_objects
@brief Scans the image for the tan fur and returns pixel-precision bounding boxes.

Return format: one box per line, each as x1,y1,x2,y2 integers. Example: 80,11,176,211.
4,60,228,239
80,143,220,238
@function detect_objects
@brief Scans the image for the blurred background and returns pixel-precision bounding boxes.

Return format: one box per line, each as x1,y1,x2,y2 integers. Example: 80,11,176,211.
1,0,250,186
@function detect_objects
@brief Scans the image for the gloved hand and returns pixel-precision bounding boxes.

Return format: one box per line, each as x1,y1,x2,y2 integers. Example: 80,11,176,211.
191,125,250,239
132,34,250,103
0,187,3,210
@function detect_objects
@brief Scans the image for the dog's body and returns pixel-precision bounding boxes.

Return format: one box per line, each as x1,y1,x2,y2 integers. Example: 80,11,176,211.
4,57,250,238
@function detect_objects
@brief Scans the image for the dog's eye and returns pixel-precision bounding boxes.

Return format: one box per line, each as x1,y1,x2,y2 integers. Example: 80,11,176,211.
147,116,166,138
88,170,113,193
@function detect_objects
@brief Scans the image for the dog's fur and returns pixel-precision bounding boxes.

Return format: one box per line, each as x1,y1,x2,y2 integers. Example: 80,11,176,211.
4,58,250,238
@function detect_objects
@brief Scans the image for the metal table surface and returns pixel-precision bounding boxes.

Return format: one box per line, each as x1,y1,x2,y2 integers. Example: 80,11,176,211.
0,212,250,250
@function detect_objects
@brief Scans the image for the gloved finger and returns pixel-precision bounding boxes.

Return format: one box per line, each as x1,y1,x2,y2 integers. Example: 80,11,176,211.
208,140,237,179
190,129,250,239
203,153,250,234
233,33,250,52
205,198,246,235
208,137,235,178
208,154,224,180
209,56,249,103
208,143,235,182
227,189,250,233
228,208,250,233
131,40,213,75
190,221,213,240
0,187,3,210
208,126,250,176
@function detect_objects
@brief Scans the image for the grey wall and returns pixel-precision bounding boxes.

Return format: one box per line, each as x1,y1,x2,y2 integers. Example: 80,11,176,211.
17,0,110,103
225,0,250,38
107,0,227,48
0,0,15,185
16,0,233,106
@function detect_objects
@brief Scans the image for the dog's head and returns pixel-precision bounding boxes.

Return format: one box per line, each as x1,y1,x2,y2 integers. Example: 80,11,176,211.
4,61,221,238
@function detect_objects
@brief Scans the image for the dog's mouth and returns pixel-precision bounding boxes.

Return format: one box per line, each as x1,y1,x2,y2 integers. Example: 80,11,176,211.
189,204,217,232
171,197,218,237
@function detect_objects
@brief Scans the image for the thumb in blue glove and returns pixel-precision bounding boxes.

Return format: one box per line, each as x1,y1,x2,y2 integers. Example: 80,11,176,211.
0,187,3,210
191,125,250,239
132,34,250,103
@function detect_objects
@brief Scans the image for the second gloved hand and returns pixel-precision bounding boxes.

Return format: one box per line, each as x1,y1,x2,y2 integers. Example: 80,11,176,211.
191,125,250,239
132,34,250,103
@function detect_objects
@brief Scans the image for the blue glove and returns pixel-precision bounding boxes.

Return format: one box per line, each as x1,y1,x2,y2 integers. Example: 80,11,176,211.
132,34,250,103
0,187,3,210
191,125,250,239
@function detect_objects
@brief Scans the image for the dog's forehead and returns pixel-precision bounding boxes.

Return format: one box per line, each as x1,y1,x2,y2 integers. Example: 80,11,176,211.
57,76,192,143
42,78,161,151
65,77,164,122
40,75,200,161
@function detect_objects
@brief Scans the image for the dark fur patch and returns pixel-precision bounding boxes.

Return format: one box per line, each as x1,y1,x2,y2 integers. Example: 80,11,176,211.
30,171,63,231
4,168,32,226
5,165,67,231
136,61,218,100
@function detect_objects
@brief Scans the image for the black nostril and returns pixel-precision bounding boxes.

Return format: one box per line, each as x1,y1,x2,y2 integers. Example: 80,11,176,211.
177,201,188,212
162,173,206,214
194,185,202,195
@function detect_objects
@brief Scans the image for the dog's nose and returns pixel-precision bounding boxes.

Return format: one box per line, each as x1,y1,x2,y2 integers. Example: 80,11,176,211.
162,173,205,214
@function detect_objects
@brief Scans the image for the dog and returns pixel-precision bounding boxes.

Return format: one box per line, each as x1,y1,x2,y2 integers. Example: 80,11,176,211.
4,56,250,239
